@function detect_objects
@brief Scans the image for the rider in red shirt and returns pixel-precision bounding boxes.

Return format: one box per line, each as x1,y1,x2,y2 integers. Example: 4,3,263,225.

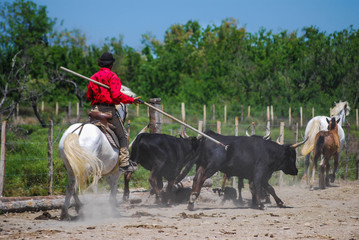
87,52,141,172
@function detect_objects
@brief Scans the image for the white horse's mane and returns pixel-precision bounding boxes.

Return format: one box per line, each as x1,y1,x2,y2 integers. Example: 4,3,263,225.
330,100,350,117
121,85,136,98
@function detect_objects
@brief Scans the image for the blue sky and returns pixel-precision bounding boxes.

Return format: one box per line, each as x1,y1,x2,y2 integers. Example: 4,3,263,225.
32,0,358,49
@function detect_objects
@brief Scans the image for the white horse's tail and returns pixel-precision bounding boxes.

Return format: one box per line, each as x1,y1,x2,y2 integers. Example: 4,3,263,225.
301,120,321,156
63,133,103,191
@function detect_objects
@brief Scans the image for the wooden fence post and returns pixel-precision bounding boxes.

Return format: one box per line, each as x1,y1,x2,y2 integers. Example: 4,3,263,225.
312,107,315,118
248,106,251,118
267,106,270,122
345,122,350,180
76,102,79,118
149,98,162,133
356,109,358,128
48,120,53,195
41,101,44,112
289,107,292,126
56,102,59,116
181,102,186,122
217,121,221,134
136,105,139,117
271,105,274,122
203,105,206,131
278,122,285,186
251,121,255,135
0,120,7,197
212,104,215,121
197,121,203,137
235,117,239,136
300,107,303,127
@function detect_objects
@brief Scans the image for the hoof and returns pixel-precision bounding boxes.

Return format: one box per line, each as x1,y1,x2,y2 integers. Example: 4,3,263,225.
187,202,194,211
60,214,78,221
258,205,266,210
329,174,335,183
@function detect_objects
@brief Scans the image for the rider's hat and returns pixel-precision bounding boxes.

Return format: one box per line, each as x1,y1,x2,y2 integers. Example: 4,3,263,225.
98,52,115,67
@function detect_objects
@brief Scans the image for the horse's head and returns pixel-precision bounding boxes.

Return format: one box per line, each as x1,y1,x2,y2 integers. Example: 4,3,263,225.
326,117,340,131
115,86,137,122
330,100,350,126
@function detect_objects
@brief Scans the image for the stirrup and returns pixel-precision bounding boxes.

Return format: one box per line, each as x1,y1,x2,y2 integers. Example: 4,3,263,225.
120,161,138,173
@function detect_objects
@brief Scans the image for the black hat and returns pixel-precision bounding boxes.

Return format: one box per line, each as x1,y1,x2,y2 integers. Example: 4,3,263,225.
98,52,115,67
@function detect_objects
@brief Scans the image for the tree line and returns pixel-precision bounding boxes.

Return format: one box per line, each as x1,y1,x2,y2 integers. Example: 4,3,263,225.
1,0,358,126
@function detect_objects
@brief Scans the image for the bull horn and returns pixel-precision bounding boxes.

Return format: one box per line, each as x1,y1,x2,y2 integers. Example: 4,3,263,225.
291,138,308,148
180,126,190,138
276,134,282,144
246,126,251,136
263,130,270,140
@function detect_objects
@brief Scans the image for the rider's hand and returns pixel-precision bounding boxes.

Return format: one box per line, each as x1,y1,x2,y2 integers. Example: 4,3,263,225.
133,96,142,104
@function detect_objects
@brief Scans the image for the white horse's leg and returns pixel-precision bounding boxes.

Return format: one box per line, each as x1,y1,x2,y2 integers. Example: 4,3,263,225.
310,153,319,191
106,170,122,208
61,176,76,221
304,153,311,185
73,192,83,213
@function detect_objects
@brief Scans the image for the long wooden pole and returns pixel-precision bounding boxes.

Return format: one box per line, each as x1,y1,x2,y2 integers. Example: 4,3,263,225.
60,66,227,149
0,121,7,197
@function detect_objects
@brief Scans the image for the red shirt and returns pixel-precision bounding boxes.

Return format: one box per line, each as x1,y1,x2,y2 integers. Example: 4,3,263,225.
87,68,134,105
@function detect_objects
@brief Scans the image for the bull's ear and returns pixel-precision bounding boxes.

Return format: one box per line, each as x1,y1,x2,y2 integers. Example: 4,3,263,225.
326,118,330,124
336,118,340,124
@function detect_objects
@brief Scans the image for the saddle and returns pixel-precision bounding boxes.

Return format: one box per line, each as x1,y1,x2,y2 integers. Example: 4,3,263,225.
88,107,120,149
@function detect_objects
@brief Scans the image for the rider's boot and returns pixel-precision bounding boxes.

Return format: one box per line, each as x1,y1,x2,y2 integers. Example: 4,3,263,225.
119,147,137,173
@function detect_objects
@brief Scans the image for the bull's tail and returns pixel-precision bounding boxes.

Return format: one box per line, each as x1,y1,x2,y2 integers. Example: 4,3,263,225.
301,120,320,156
63,133,103,191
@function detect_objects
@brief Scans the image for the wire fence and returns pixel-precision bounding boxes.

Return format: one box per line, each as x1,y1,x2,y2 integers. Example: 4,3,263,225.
1,102,359,198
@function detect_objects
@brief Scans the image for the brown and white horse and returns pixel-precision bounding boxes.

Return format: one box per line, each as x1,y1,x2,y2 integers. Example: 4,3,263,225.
301,101,350,186
309,117,341,190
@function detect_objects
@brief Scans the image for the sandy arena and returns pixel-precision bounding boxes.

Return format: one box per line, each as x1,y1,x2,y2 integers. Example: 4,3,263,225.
0,179,359,240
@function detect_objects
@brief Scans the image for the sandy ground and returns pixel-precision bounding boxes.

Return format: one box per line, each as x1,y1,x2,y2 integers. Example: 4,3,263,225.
0,180,359,240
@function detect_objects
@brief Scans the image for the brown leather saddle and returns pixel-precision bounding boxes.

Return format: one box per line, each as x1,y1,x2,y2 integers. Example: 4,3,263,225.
88,107,120,149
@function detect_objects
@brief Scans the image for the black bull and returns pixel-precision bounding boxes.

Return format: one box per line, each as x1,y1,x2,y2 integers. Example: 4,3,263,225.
188,130,306,210
124,133,200,203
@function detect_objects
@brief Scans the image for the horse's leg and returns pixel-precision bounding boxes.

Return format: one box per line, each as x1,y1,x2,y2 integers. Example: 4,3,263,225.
60,177,76,221
188,166,210,211
304,153,311,185
73,192,83,213
310,153,318,190
123,171,132,201
319,155,326,189
325,158,331,187
106,170,122,208
330,153,340,183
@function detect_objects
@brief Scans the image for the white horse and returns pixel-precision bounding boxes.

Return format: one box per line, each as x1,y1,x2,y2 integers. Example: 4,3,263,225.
58,86,135,220
301,100,350,186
